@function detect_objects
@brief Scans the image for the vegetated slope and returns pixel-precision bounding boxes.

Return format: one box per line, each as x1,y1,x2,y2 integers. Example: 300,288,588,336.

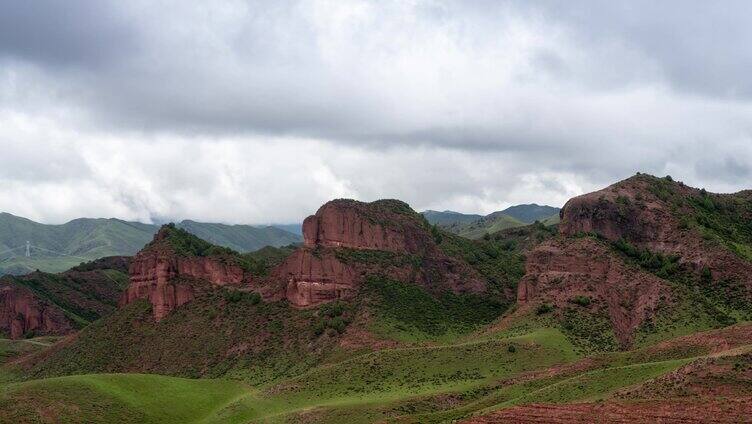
3,324,750,424
512,174,752,355
443,209,559,239
501,204,561,224
174,220,300,253
444,212,527,239
421,210,484,226
14,200,528,382
0,213,301,276
424,205,561,240
0,257,129,339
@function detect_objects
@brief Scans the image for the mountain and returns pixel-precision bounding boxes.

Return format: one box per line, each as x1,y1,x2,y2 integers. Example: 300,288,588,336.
2,175,752,423
501,203,561,223
0,256,129,339
423,204,561,240
443,211,527,239
271,223,303,236
174,220,300,252
0,214,301,276
421,210,483,226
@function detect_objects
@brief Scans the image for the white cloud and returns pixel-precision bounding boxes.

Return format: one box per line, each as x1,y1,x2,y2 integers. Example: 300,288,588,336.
0,1,751,224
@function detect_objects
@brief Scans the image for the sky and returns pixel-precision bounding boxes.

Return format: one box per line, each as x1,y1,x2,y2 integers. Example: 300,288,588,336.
1,1,751,225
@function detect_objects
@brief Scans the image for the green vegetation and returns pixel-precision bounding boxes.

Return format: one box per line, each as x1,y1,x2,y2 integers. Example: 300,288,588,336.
444,212,527,239
20,295,335,386
0,213,301,276
364,277,506,342
560,307,620,353
1,265,128,328
437,231,526,296
0,374,252,424
312,301,353,336
501,204,560,224
570,295,591,307
334,248,420,268
611,238,752,346
0,337,60,364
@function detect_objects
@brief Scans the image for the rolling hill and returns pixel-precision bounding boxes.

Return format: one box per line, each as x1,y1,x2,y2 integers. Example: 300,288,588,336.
0,213,301,276
423,204,561,240
500,204,560,223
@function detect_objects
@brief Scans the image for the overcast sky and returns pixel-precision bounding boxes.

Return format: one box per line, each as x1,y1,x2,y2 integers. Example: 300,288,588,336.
1,1,751,225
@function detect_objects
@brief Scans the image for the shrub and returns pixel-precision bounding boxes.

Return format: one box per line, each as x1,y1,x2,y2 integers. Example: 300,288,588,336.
536,303,555,315
507,344,516,353
571,295,591,307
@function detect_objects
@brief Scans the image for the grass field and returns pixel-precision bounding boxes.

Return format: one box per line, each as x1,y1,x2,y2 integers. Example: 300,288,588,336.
2,324,734,424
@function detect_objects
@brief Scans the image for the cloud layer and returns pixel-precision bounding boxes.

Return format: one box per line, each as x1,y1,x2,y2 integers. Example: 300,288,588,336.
1,1,751,224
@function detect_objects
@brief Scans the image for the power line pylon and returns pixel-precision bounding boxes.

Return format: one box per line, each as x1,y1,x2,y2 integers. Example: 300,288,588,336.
25,241,30,257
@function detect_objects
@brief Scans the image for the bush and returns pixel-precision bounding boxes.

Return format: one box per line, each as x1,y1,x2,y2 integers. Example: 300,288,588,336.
536,303,555,315
507,344,516,353
571,295,591,307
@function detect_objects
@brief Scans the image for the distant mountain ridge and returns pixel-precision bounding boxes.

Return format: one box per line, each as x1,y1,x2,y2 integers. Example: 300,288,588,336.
421,204,561,239
0,213,301,276
501,203,560,223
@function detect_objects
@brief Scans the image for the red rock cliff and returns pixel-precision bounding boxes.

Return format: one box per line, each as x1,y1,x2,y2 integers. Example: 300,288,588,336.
275,199,486,307
119,228,246,321
0,281,73,339
559,174,752,290
302,199,433,253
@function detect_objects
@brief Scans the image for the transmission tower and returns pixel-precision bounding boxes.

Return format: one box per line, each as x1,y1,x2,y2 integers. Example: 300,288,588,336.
25,241,30,257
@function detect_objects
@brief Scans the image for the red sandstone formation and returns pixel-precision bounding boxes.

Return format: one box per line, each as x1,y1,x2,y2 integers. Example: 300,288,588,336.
0,282,72,339
301,200,432,253
275,199,486,308
517,237,669,347
119,227,246,321
559,174,752,291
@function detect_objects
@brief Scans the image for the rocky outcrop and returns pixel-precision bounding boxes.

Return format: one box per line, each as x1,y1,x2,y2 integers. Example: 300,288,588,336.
120,252,245,321
302,199,433,253
0,281,73,339
517,238,669,347
275,199,486,308
559,174,752,291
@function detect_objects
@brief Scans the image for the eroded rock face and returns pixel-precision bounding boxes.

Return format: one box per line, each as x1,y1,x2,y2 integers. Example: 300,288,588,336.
302,199,432,253
120,253,245,321
276,199,486,307
517,238,669,347
0,282,73,339
559,175,752,291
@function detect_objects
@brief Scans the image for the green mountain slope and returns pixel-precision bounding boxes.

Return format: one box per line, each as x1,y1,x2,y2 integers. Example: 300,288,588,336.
501,204,560,223
443,212,527,239
425,205,561,240
0,213,301,275
421,210,483,226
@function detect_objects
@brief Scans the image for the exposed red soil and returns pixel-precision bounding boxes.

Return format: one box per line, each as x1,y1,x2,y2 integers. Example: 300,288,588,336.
463,398,752,423
516,237,670,347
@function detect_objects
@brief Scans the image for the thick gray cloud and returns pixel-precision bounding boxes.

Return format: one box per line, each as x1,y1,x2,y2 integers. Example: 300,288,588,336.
0,1,750,224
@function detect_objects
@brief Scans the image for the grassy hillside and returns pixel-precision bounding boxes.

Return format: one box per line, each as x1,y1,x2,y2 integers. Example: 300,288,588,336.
501,204,560,223
443,212,527,239
0,213,301,275
421,210,483,226
3,323,748,423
